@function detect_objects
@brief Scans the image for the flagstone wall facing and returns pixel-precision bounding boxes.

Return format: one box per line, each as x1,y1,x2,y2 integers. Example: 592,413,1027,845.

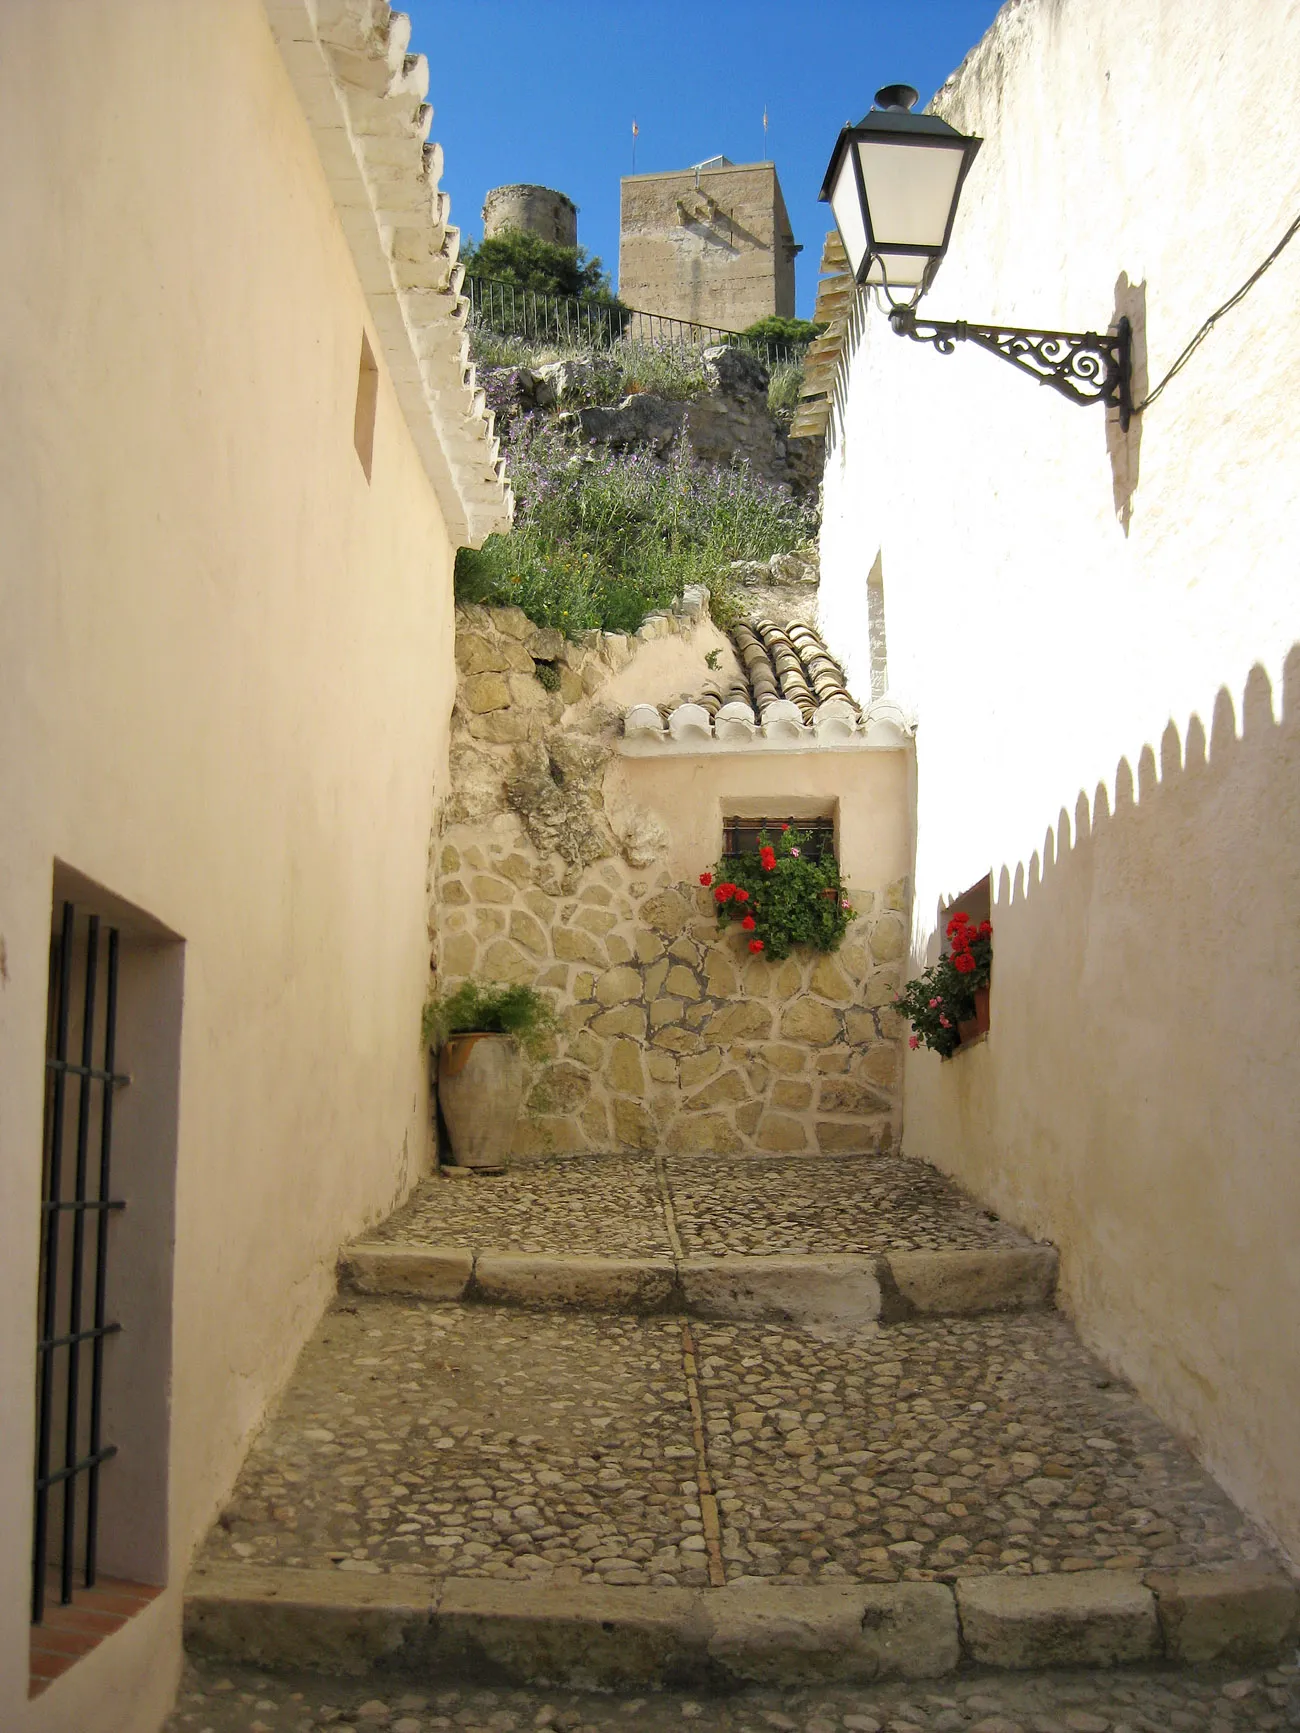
436,603,911,1159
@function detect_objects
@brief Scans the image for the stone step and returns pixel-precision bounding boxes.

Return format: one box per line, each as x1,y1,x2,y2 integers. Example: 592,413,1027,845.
165,1651,1300,1733
187,1298,1294,1689
344,1152,1058,1324
338,1243,1059,1326
184,1561,1298,1690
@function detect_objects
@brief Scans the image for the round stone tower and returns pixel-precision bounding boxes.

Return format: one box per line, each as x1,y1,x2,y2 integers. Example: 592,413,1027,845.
481,184,578,249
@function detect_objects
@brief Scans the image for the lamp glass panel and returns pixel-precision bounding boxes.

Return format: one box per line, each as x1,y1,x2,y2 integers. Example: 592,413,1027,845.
864,251,932,289
856,138,966,249
828,147,869,278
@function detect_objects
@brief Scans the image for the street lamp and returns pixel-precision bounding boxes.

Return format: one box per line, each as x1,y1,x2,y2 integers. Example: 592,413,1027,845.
819,86,1133,427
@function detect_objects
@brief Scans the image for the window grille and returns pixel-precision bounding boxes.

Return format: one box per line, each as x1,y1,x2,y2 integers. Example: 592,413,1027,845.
32,902,127,1624
721,817,835,860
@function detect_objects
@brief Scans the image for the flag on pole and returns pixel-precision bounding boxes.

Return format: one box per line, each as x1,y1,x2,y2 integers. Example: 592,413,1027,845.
631,117,639,172
762,106,769,160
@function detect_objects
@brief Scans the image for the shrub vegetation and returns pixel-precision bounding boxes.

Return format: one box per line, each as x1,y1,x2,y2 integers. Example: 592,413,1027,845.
461,228,622,308
422,980,556,1055
705,826,855,961
456,425,817,636
738,315,826,347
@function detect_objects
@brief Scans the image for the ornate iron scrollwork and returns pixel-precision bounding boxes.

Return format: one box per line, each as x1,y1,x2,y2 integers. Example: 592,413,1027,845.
889,308,1132,429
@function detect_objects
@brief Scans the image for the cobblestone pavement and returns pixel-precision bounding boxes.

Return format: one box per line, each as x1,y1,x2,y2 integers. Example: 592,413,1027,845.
364,1154,1033,1263
203,1301,708,1587
165,1657,1300,1733
202,1302,1267,1591
696,1315,1262,1586
370,1157,672,1259
665,1157,1027,1259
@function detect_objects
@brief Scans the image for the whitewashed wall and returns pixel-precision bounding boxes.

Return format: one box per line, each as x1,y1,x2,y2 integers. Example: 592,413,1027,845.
820,0,1300,1562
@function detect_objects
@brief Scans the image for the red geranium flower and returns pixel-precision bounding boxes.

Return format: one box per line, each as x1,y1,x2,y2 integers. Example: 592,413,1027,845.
699,872,713,887
733,887,750,903
741,914,756,931
978,919,992,935
748,938,764,952
714,882,737,903
953,951,977,973
759,846,777,872
780,823,790,831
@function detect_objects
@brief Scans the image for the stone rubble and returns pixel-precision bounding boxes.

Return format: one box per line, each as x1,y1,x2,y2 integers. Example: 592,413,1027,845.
164,1657,1300,1732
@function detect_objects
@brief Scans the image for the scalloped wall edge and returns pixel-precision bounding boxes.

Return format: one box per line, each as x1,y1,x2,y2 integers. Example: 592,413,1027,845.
263,0,513,547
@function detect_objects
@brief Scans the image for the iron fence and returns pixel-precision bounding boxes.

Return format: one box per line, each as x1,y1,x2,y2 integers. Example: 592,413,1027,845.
464,275,809,370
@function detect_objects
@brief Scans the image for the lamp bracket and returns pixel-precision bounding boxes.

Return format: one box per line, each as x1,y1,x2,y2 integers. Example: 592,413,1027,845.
889,308,1132,429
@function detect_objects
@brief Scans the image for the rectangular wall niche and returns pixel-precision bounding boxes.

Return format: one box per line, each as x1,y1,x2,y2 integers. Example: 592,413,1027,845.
353,331,379,482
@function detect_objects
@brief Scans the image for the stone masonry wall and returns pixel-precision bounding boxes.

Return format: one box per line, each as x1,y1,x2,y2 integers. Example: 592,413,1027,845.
434,603,909,1160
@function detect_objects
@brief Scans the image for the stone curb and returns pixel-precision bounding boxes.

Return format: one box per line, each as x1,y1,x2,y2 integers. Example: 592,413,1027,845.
474,1253,677,1313
339,1243,1058,1323
184,1563,1297,1688
879,1246,1059,1320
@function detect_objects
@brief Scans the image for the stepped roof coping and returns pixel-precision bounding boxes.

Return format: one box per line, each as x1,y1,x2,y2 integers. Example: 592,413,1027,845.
264,0,512,546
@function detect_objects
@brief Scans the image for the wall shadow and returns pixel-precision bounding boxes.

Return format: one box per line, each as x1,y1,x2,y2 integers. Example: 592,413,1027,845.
1106,272,1148,535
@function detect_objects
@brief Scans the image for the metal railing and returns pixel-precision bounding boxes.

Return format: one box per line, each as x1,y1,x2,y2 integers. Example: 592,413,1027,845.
464,275,810,369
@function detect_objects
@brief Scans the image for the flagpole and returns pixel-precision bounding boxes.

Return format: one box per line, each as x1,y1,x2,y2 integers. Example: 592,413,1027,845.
631,118,638,174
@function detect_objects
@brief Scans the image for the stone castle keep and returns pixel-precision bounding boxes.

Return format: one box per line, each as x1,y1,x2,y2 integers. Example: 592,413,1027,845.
482,182,577,248
620,158,799,330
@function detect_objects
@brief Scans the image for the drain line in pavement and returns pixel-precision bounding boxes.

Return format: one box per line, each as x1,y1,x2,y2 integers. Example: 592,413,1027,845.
654,1159,725,1586
653,1155,685,1260
679,1319,726,1587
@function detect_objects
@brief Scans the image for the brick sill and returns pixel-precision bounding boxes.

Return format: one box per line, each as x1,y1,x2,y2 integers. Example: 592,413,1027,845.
29,1577,163,1697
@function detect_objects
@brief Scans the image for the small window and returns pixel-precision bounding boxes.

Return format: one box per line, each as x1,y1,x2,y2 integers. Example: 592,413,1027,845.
722,816,836,861
940,873,991,951
353,333,379,482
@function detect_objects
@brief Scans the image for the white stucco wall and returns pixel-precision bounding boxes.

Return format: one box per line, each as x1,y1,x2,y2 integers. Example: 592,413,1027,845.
820,0,1300,1561
0,3,462,1726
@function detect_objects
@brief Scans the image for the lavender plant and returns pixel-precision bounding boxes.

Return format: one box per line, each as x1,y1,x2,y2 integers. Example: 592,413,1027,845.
456,423,817,636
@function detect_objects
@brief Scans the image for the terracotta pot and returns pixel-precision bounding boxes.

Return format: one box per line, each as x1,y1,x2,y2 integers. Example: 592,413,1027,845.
437,1033,523,1171
957,986,991,1048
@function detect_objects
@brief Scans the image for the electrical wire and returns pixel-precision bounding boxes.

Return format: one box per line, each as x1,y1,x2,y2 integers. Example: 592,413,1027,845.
1134,207,1300,413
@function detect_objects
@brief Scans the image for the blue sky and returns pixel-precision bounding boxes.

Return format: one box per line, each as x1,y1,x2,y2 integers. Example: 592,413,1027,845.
402,1,1006,320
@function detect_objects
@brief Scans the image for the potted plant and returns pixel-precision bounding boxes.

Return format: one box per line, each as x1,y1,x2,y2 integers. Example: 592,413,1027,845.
422,980,556,1172
894,911,993,1058
702,824,855,960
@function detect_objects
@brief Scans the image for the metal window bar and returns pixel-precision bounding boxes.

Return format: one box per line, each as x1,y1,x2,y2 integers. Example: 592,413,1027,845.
32,902,127,1625
464,274,811,370
722,818,835,860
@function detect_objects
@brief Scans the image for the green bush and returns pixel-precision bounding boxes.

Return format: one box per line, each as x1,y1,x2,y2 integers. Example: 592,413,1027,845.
706,827,855,961
456,426,817,636
422,980,556,1056
767,358,805,422
461,228,621,306
737,315,826,347
617,345,709,401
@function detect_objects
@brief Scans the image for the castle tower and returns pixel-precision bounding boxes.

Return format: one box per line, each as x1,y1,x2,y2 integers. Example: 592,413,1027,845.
619,157,800,330
481,184,578,249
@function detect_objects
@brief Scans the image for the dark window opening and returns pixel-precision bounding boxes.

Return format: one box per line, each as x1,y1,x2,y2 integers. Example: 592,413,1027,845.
33,902,127,1627
29,875,182,1697
722,817,835,860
